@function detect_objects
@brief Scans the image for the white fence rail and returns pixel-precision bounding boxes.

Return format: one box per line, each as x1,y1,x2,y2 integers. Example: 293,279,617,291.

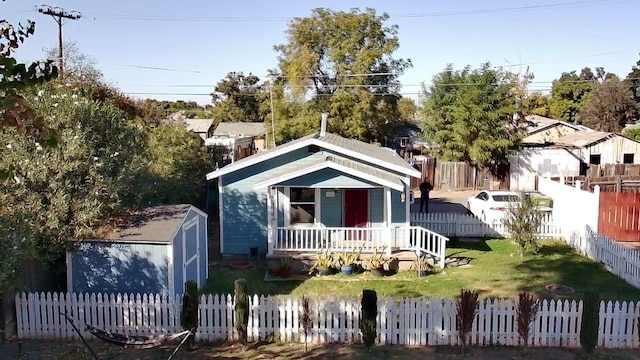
410,213,561,239
16,292,640,348
275,226,391,253
396,226,448,268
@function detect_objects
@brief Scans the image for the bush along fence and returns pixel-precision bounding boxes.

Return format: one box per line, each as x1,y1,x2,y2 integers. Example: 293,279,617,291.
15,292,640,349
410,212,561,239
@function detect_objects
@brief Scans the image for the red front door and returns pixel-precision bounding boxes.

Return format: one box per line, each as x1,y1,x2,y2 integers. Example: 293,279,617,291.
344,190,369,240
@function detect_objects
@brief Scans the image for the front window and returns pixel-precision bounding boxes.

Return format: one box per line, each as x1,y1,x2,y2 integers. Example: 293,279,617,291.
290,188,315,224
492,195,521,202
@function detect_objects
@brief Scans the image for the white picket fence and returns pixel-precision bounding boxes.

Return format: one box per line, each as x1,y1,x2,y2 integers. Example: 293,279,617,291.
410,212,561,239
15,292,640,348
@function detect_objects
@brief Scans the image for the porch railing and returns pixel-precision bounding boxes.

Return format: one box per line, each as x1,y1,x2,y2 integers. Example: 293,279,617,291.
396,226,449,268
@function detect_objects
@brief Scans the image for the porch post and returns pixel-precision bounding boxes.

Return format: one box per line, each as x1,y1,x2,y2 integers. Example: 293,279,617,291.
384,186,392,256
267,186,274,255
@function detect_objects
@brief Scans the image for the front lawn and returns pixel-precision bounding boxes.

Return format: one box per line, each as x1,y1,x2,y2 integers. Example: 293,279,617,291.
202,239,640,300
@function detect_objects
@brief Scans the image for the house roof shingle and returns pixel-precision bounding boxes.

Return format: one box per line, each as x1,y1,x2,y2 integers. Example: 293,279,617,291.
213,122,266,137
183,119,214,133
553,131,615,147
104,204,193,243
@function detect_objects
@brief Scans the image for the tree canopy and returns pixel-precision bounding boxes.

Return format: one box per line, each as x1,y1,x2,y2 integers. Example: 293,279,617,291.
210,72,265,123
421,63,521,173
579,77,637,132
270,7,412,143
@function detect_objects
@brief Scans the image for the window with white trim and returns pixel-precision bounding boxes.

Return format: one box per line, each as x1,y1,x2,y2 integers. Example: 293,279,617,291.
289,188,315,224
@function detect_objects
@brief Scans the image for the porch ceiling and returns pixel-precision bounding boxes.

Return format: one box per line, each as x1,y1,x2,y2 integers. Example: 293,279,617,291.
253,154,406,191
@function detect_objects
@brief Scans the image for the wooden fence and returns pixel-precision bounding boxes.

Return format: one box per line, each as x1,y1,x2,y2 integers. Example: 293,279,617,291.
599,191,640,242
14,292,640,348
410,213,561,239
411,159,508,191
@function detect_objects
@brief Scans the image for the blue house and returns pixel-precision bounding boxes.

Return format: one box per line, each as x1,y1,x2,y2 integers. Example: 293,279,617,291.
66,204,209,296
206,120,448,267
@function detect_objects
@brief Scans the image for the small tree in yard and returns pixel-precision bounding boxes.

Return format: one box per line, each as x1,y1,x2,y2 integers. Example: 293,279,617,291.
360,289,377,350
580,291,600,354
456,289,479,353
234,278,249,345
181,281,199,350
300,296,312,352
503,195,543,257
517,292,539,354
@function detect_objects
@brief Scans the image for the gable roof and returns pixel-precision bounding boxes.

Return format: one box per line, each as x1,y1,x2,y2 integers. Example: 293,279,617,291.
99,204,205,243
205,132,421,180
553,131,616,147
183,119,214,133
525,115,583,134
213,122,266,137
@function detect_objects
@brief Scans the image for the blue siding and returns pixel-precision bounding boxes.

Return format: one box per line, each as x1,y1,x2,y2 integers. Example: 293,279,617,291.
279,168,379,188
71,242,169,295
198,213,208,287
391,189,407,226
369,188,384,227
320,189,342,227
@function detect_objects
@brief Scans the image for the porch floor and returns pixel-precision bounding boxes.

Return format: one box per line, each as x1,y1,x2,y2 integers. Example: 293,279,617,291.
267,249,420,261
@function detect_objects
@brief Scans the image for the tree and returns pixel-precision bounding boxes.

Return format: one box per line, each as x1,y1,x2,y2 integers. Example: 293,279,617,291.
502,195,543,257
272,8,412,143
421,63,520,174
398,97,418,122
1,1,58,143
625,54,640,105
623,126,640,141
549,67,613,123
579,77,637,132
210,72,265,123
44,41,103,85
523,92,552,117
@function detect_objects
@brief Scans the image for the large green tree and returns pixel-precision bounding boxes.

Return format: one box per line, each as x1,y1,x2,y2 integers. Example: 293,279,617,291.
625,54,640,105
549,66,611,123
579,76,637,132
210,72,266,123
523,92,552,117
271,8,411,143
421,63,520,174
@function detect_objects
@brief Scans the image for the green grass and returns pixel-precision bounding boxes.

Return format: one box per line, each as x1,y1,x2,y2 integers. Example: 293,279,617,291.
202,239,640,300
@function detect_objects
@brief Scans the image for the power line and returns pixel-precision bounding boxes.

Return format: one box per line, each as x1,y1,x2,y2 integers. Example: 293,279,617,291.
77,0,625,22
36,5,82,79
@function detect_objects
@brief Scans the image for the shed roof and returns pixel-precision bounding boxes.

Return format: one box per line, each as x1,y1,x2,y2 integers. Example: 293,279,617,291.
553,131,616,147
103,204,195,243
525,115,583,134
213,122,266,137
206,132,421,180
183,119,214,133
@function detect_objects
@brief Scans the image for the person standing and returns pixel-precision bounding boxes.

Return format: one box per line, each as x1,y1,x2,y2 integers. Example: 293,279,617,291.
419,178,433,213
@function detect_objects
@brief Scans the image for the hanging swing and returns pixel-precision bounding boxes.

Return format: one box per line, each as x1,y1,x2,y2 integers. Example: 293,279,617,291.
60,312,195,360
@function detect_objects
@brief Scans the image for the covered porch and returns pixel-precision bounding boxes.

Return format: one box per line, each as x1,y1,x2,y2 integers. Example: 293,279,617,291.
255,157,448,267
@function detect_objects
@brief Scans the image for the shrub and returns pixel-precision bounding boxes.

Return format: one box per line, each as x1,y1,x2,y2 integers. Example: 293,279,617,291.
503,195,543,257
181,280,199,349
580,291,600,353
516,292,539,353
456,289,479,353
300,296,312,352
234,278,249,345
360,289,377,350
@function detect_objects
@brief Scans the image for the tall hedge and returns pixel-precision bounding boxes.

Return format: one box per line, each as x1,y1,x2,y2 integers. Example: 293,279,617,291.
360,289,377,350
580,291,600,353
234,278,249,345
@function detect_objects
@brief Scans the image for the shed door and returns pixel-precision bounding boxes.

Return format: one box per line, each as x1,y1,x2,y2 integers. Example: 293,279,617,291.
182,218,200,287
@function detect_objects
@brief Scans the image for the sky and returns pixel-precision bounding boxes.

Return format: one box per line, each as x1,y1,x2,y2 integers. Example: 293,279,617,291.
3,0,640,105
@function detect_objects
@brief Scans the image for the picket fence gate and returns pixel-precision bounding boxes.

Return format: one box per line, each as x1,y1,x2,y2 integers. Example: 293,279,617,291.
15,292,640,348
410,212,561,239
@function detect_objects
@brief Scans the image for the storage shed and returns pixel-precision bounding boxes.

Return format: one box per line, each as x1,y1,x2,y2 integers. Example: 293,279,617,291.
66,204,208,297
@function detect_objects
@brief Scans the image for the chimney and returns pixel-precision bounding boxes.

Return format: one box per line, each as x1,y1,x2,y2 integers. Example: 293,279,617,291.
320,113,328,137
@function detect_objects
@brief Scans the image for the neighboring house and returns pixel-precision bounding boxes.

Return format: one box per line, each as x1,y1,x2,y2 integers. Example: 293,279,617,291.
509,145,583,191
205,119,448,267
184,118,215,141
205,122,267,165
66,205,208,297
523,115,591,144
554,131,640,166
383,121,426,159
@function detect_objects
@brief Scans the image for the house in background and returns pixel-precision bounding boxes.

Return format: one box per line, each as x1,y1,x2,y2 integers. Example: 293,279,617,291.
205,116,448,267
509,144,583,191
66,205,208,297
553,131,640,166
184,118,215,141
383,121,426,160
523,115,592,144
205,122,267,166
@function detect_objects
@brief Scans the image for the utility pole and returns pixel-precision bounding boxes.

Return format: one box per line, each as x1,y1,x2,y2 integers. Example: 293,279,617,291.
36,5,82,79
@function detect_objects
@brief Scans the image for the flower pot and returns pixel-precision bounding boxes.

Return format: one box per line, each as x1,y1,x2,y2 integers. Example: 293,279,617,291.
371,267,385,277
417,269,429,277
278,267,292,278
340,265,354,275
316,266,331,276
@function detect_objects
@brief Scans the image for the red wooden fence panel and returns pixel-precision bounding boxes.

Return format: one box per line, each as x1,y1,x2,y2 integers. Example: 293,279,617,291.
598,191,640,242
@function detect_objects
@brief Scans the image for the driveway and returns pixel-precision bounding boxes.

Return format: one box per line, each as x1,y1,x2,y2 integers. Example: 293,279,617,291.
411,190,478,214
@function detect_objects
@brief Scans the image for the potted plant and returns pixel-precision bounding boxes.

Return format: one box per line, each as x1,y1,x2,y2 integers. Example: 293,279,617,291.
413,256,432,277
367,248,392,277
310,250,333,276
337,249,361,275
277,257,293,278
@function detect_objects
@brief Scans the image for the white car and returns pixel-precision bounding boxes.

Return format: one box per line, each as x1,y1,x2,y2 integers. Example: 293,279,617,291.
467,190,521,224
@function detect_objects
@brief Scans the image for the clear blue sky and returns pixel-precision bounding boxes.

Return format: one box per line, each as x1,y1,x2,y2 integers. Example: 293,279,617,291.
4,0,639,105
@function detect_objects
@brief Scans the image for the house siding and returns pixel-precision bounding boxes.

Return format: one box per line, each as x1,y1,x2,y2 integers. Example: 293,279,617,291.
509,148,582,191
391,190,406,226
524,124,578,143
70,242,169,295
572,136,640,165
320,189,342,227
369,188,384,227
279,168,380,188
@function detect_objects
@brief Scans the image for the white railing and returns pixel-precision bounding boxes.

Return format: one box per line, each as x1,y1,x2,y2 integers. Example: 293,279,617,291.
16,292,640,348
410,213,561,239
396,226,449,268
275,226,390,253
